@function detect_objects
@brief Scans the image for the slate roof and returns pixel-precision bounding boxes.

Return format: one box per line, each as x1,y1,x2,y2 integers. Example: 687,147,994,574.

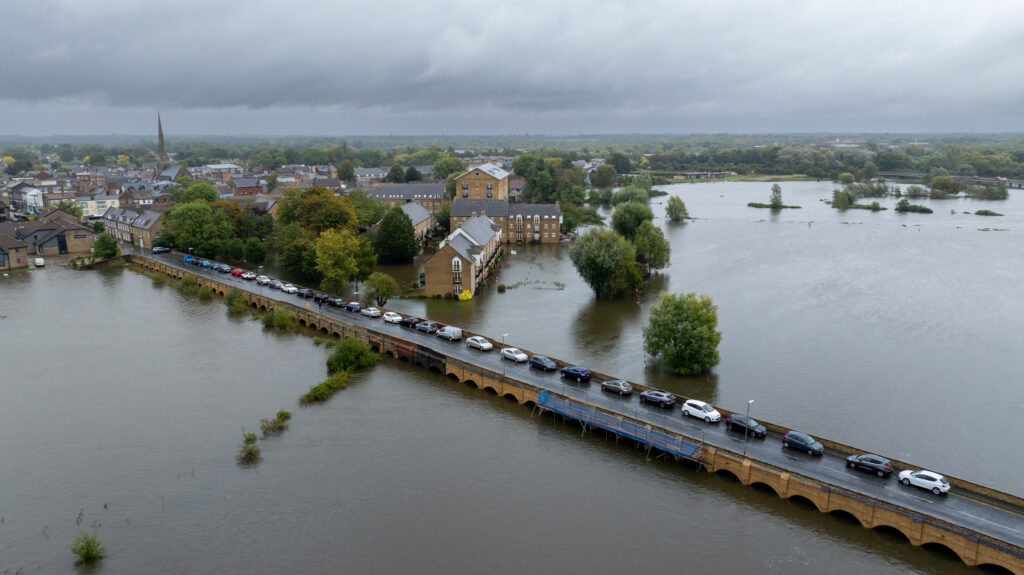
508,203,562,219
447,233,480,262
0,233,28,250
455,162,510,181
449,199,508,218
233,177,261,188
459,214,501,245
399,202,432,227
368,183,445,201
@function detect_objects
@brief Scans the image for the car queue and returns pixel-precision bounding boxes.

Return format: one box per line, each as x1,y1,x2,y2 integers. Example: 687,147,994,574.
177,250,952,498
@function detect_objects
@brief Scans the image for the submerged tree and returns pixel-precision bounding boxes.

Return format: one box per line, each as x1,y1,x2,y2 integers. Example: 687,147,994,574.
569,228,642,298
643,292,722,375
665,195,689,221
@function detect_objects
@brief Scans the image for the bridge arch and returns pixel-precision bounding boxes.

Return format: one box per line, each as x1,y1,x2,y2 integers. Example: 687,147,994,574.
870,524,910,543
463,378,478,388
714,469,742,483
749,481,779,497
786,494,823,512
976,562,1015,574
827,509,865,528
502,393,520,404
920,541,967,565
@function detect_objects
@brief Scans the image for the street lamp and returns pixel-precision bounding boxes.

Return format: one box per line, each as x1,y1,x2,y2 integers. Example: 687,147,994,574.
501,333,509,377
743,399,755,457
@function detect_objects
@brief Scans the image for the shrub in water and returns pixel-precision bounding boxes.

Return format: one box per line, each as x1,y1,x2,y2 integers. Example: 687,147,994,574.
497,283,506,293
976,210,1003,216
198,286,214,301
237,431,261,464
326,338,379,373
300,372,349,404
70,531,105,565
262,308,296,330
225,288,248,314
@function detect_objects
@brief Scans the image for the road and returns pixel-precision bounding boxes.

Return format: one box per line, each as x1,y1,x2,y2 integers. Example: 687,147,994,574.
149,252,1024,550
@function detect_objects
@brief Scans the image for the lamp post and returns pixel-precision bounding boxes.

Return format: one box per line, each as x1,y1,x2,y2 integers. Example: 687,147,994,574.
743,399,754,457
501,333,509,377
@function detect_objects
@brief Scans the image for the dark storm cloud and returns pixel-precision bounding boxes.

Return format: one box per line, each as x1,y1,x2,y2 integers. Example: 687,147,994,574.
2,0,1023,135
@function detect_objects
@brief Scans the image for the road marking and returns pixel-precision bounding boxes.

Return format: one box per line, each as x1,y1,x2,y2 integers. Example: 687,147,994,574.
959,512,1021,533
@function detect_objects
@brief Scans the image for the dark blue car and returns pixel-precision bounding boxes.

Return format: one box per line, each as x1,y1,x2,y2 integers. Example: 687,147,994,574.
560,366,591,382
783,430,824,456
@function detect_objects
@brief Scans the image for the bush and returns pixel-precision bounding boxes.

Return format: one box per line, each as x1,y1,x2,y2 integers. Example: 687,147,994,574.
70,531,105,565
151,273,168,286
224,288,248,314
326,338,379,373
300,372,349,404
975,210,1004,216
260,413,289,435
831,189,855,210
262,308,296,330
967,184,1009,200
237,443,261,464
198,286,214,301
497,284,506,293
895,199,933,213
905,185,928,198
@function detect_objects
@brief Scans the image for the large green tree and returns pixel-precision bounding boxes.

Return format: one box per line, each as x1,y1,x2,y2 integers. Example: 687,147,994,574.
769,183,784,209
611,201,654,240
348,189,387,228
372,207,418,264
364,271,399,306
244,237,267,265
404,166,422,182
386,164,405,183
314,229,360,294
568,228,642,299
338,160,356,182
282,238,320,281
633,221,671,271
353,237,378,286
432,155,466,180
665,196,689,221
593,164,617,188
93,233,121,259
171,181,219,204
164,201,232,256
643,292,722,375
280,187,357,234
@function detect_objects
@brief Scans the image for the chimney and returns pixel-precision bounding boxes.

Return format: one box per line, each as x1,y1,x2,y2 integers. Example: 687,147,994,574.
480,210,486,217
471,211,477,218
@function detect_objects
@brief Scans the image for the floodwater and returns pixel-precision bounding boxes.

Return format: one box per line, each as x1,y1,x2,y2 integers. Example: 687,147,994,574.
0,180,1019,573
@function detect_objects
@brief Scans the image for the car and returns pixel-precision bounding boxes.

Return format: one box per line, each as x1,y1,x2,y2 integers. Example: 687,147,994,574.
328,297,347,307
600,379,633,396
783,430,824,456
529,355,557,371
501,347,528,362
436,326,462,340
344,301,363,312
361,307,382,318
466,336,492,350
681,399,721,423
846,454,893,477
231,268,244,277
640,390,676,408
269,280,283,290
725,414,767,438
313,293,331,303
241,271,257,280
399,316,421,328
199,260,212,268
255,275,270,285
898,470,949,495
281,283,298,294
296,288,314,298
217,264,233,273
416,320,439,334
183,255,195,265
382,311,403,324
560,366,591,382
152,246,170,254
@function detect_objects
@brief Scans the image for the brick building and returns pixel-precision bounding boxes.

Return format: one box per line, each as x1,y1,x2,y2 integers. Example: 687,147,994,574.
454,164,510,201
423,214,502,298
0,233,29,270
447,163,561,244
103,207,165,250
366,183,446,213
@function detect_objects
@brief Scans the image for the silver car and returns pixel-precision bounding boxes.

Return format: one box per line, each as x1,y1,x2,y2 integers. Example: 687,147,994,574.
600,379,633,396
466,336,493,351
501,347,528,362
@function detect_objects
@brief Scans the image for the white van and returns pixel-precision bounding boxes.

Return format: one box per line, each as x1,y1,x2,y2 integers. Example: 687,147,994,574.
436,326,463,341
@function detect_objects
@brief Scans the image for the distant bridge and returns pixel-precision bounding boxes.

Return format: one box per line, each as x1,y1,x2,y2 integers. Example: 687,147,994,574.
879,171,1024,189
134,254,1024,574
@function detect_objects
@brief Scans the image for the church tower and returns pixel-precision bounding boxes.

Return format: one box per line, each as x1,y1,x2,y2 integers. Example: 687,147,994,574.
157,113,170,173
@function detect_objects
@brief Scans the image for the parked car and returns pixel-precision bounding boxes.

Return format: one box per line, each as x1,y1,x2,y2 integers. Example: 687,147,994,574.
898,470,949,495
783,430,824,456
600,379,633,396
681,399,721,423
560,366,591,382
152,246,170,254
529,355,557,371
269,280,283,290
217,264,232,273
361,307,382,318
313,293,331,303
345,301,363,312
231,268,244,277
501,347,528,362
241,271,257,280
725,414,766,438
399,316,421,328
466,336,492,350
281,283,298,294
416,320,440,334
296,288,314,298
640,390,676,408
328,297,347,307
436,326,462,340
382,311,403,323
183,255,195,265
846,454,893,477
199,260,212,268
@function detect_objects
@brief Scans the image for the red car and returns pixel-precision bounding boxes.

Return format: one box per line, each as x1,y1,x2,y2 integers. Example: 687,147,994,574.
231,268,244,276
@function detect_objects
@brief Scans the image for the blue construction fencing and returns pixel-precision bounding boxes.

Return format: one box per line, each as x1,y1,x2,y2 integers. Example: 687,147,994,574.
537,391,701,459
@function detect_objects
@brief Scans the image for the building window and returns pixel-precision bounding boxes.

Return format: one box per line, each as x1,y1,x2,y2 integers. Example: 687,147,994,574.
462,182,468,198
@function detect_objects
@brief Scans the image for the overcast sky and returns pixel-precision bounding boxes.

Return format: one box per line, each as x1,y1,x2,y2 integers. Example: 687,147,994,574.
1,0,1022,136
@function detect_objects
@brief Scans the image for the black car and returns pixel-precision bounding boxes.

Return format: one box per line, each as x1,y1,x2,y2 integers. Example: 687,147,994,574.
328,297,347,307
846,453,893,477
529,355,557,371
639,390,676,407
399,316,421,328
217,263,232,273
152,246,170,254
296,288,314,298
783,430,824,456
416,320,439,334
313,293,331,303
725,414,767,438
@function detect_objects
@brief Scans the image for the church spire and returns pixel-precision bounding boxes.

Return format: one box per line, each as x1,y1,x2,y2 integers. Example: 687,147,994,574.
157,113,169,172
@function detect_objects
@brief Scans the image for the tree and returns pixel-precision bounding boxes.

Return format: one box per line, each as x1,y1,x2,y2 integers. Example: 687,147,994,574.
433,202,451,235
386,164,405,183
769,183,784,210
223,237,245,260
665,196,689,221
432,155,466,180
116,154,131,167
163,201,232,256
607,151,632,174
372,207,419,264
282,187,357,234
354,237,378,286
282,238,320,281
314,229,360,294
244,237,267,265
93,233,121,259
172,181,218,204
364,271,399,306
568,228,642,298
643,292,721,375
861,160,879,181
929,175,960,198
838,172,855,185
593,164,617,188
610,185,648,205
56,199,83,218
611,201,654,240
404,166,422,182
633,221,671,271
92,220,105,234
338,160,356,182
348,189,387,228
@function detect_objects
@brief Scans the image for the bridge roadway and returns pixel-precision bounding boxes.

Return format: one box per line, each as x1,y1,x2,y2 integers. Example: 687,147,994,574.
142,253,1024,570
878,171,1024,188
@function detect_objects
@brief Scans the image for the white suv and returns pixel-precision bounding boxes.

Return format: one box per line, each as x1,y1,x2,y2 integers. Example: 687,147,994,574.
681,399,721,423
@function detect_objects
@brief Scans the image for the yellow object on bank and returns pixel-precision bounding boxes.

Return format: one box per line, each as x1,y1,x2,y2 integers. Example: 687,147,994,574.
458,290,472,300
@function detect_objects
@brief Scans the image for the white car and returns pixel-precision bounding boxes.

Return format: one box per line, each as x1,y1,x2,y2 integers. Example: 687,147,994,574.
281,283,298,294
382,312,403,324
681,399,721,423
898,470,949,495
466,336,493,351
501,347,528,362
361,307,382,318
241,271,257,280
255,275,270,285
